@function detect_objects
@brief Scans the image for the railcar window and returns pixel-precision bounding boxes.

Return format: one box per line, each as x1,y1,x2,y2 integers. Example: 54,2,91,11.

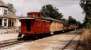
25,19,31,31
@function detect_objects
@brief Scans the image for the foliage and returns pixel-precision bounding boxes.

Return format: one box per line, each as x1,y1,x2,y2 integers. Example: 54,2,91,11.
61,16,81,27
40,4,63,20
68,16,79,24
80,0,91,28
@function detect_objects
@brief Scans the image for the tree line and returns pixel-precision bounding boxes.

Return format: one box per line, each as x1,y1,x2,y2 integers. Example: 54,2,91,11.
40,4,81,26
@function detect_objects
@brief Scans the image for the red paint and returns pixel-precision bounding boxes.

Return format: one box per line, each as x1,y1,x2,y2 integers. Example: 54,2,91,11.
20,18,50,35
27,12,42,18
20,12,64,36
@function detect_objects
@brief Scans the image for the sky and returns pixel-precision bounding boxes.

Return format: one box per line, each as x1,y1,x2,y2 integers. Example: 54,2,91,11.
3,0,85,23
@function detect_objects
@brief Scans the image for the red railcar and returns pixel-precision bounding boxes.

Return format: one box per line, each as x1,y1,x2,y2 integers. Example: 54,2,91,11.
18,17,64,39
17,12,79,40
20,18,50,34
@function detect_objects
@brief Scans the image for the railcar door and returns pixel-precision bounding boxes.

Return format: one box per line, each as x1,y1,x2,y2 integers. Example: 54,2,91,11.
25,19,31,32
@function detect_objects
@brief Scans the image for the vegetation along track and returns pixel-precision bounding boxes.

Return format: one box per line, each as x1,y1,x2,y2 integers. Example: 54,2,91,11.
0,39,24,48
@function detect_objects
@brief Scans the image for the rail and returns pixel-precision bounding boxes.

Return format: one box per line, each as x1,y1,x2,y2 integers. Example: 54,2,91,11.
0,39,24,48
0,30,82,50
61,30,81,50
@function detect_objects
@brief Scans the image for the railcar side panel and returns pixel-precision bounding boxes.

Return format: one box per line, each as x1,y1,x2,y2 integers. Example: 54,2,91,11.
20,19,51,35
30,19,50,34
21,19,27,33
50,22,64,32
20,18,64,37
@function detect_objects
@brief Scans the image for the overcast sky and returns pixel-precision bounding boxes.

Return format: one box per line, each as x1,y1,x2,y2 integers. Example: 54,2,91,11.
3,0,85,23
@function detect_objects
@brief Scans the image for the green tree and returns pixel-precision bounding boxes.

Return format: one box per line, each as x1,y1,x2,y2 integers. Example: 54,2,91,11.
68,16,78,24
68,16,82,28
40,4,63,20
80,0,91,28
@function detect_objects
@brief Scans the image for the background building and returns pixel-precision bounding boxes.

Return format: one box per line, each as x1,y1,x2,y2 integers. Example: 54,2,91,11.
0,1,18,29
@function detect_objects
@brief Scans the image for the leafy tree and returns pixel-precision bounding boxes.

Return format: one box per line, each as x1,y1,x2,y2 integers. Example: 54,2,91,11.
68,16,82,28
40,4,63,20
80,0,91,28
68,16,78,24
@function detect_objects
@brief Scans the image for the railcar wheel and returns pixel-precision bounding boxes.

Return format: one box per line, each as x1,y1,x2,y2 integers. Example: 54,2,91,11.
17,33,24,40
50,32,54,35
62,30,65,32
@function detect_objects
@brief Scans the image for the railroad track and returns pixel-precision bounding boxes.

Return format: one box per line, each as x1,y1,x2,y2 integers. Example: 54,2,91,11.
61,30,81,50
0,30,82,50
0,39,24,48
